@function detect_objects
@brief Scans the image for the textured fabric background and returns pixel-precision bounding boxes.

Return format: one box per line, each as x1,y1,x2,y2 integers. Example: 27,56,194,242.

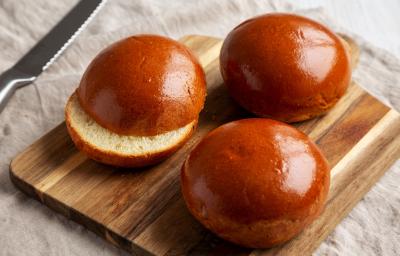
0,0,399,255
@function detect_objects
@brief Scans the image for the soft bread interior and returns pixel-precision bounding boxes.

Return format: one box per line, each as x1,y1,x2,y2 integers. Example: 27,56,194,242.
66,93,195,156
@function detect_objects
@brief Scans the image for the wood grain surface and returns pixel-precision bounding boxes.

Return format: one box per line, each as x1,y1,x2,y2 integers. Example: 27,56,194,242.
10,35,400,255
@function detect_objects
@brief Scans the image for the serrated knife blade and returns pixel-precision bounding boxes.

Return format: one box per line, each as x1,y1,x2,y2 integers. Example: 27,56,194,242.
0,0,106,113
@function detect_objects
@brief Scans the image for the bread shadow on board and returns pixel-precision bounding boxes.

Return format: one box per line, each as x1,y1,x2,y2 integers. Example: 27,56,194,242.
138,196,250,255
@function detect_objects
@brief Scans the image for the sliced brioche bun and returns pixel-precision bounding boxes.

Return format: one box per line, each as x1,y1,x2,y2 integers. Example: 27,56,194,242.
66,93,196,167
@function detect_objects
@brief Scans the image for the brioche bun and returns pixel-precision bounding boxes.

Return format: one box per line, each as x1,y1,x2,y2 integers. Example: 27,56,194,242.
181,118,330,248
220,13,351,122
66,34,205,167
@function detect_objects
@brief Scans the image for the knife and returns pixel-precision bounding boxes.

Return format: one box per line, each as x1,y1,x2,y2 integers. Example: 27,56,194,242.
0,0,106,114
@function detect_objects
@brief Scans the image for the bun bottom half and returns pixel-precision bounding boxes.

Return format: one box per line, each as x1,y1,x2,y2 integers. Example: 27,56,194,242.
65,93,196,167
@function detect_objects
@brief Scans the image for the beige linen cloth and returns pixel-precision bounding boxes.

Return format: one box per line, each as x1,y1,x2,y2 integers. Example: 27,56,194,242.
0,0,399,255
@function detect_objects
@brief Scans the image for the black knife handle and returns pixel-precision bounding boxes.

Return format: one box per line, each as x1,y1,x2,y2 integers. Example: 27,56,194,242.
0,68,36,114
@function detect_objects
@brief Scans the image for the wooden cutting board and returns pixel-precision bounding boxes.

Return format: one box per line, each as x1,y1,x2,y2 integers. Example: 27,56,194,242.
10,35,400,256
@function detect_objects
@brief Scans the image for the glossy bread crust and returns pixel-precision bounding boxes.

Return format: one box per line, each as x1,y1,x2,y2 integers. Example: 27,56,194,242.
220,13,351,122
181,118,330,248
77,34,206,136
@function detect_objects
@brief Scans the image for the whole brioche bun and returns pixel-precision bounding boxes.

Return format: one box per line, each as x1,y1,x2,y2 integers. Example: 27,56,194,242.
181,118,330,248
220,13,351,122
77,34,206,136
65,34,205,167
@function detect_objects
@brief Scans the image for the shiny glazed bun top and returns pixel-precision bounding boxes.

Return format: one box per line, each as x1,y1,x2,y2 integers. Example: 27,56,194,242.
220,13,351,122
77,35,206,136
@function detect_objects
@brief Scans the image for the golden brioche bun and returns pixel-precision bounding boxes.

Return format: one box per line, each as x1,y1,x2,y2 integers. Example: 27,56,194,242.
181,118,330,248
220,13,351,122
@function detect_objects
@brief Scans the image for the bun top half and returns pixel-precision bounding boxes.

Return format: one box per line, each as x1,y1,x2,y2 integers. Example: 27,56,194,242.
77,35,206,136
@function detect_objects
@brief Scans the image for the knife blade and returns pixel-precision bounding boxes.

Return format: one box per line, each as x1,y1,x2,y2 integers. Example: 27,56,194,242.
0,0,106,113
